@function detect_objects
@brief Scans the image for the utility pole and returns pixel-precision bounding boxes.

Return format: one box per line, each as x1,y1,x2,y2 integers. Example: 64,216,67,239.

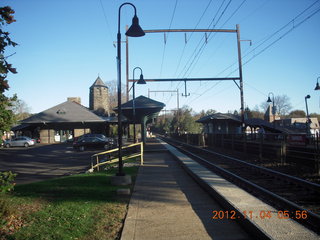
236,24,245,131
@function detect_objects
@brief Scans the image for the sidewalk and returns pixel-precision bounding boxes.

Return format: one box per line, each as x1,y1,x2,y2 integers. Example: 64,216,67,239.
120,138,252,240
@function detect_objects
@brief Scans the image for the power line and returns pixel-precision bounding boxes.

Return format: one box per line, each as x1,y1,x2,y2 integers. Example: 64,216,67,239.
218,0,320,78
173,0,213,77
179,0,246,99
99,0,114,44
186,0,246,80
176,0,228,80
185,1,320,108
159,0,178,77
179,0,233,79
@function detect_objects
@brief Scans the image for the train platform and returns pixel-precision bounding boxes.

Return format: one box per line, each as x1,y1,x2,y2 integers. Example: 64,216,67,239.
121,138,252,240
120,138,319,240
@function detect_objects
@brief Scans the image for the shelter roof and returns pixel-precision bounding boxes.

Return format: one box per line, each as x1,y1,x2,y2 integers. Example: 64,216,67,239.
120,95,165,110
114,96,165,122
21,101,105,124
197,113,241,123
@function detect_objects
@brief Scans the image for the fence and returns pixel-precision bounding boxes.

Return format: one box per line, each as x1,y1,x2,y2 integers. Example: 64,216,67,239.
89,142,144,172
170,132,320,175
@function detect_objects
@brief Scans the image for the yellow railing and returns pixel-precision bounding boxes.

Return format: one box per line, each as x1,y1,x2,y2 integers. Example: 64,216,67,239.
89,142,144,172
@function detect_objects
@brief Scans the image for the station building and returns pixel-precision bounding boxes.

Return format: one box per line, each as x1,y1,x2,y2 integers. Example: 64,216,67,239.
12,77,113,143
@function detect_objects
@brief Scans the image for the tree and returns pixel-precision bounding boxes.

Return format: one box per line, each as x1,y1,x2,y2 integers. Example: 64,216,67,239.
260,94,292,117
105,80,126,114
0,6,17,141
288,110,306,118
249,105,264,119
172,106,202,134
11,98,32,121
310,113,320,120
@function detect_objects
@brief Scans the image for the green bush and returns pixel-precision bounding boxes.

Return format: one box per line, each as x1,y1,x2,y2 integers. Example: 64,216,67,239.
0,171,17,193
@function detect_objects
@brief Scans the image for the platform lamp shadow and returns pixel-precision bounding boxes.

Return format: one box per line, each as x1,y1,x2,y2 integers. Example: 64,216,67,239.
112,2,145,189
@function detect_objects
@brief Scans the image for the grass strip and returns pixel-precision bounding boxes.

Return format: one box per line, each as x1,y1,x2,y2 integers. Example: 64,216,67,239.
0,167,138,240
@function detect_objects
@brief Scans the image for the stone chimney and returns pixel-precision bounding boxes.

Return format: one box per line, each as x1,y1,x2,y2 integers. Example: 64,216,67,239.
67,97,81,105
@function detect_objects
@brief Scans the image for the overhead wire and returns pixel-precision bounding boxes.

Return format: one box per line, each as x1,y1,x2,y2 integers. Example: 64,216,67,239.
173,0,214,77
191,0,247,78
157,0,178,106
178,0,233,80
159,0,178,78
176,0,229,79
216,0,320,79
166,0,214,106
99,0,114,45
172,0,231,105
184,1,320,108
183,0,246,104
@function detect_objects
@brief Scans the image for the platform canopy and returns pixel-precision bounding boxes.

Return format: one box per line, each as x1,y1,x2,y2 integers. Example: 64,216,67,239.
114,95,165,123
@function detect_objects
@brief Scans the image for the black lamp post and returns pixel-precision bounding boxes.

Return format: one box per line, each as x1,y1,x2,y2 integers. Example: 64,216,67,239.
267,92,276,127
117,2,145,176
315,77,320,90
132,67,146,143
305,94,311,136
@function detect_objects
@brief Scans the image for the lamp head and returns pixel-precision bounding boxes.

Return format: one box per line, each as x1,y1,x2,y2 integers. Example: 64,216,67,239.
126,15,145,37
305,95,311,99
267,96,272,103
137,74,146,84
315,82,320,90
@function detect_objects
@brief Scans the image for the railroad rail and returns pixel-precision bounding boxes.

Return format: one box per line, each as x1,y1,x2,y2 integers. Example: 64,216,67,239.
160,136,320,234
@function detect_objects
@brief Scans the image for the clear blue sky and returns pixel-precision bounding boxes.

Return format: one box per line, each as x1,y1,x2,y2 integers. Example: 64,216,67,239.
3,0,320,115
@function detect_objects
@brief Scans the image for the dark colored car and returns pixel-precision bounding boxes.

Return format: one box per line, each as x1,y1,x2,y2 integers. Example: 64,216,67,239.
73,137,112,152
75,134,115,146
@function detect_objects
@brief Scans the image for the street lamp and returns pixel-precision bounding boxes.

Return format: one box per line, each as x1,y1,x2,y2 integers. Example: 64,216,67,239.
132,67,146,143
117,2,145,176
305,94,311,136
267,92,276,127
314,77,320,90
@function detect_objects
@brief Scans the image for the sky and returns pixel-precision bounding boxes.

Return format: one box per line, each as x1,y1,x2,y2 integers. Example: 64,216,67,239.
2,0,320,115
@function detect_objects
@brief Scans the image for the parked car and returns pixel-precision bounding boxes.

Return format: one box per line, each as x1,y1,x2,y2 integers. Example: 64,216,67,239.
4,136,36,148
73,137,113,151
75,134,115,146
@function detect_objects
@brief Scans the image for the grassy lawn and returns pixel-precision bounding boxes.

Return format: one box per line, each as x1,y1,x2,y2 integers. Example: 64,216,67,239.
0,166,138,240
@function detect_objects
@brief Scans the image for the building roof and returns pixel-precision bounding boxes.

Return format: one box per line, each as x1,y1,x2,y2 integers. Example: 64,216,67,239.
197,113,241,123
21,100,105,124
90,76,107,89
114,96,165,122
120,95,165,110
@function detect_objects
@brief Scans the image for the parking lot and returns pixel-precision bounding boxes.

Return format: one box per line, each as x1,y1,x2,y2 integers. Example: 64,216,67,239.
0,143,100,184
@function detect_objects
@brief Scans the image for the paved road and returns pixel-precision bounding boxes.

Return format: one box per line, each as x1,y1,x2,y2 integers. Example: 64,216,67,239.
0,143,98,184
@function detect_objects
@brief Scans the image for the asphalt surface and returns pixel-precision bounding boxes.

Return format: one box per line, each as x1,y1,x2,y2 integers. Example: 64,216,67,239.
0,143,97,184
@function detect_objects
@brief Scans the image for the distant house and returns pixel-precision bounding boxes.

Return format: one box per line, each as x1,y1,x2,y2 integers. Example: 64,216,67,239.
196,113,242,134
275,117,319,135
197,111,320,136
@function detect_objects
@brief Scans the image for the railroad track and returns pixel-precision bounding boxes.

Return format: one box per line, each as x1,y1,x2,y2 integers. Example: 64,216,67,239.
160,136,320,234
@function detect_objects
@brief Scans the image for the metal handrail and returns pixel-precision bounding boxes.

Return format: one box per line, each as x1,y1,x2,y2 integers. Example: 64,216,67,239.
89,142,144,172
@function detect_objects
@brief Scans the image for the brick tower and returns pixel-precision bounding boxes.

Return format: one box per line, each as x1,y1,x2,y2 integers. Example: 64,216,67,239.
89,76,110,116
